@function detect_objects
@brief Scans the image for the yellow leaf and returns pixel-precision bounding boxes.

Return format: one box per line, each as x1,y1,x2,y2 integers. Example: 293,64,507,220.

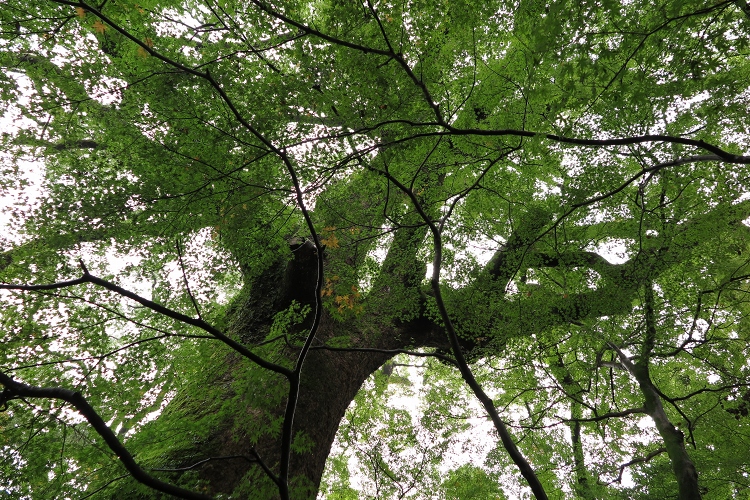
137,46,150,58
75,6,86,18
144,37,154,48
92,20,107,33
321,233,339,248
322,277,337,297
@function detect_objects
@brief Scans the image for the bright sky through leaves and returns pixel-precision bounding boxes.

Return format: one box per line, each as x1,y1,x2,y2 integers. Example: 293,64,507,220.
2,1,750,499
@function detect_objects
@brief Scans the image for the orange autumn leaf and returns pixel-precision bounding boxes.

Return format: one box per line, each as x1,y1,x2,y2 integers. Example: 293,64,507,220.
334,293,357,313
92,20,107,33
144,37,154,48
322,276,339,297
137,46,150,58
75,6,86,18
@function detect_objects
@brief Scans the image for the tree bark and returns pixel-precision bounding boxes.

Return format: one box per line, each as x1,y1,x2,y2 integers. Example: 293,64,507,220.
124,205,700,498
609,283,702,500
147,241,447,498
606,352,702,500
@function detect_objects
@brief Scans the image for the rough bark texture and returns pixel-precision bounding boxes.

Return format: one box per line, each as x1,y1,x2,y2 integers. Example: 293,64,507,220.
136,206,702,499
633,365,702,500
158,241,447,498
611,335,703,500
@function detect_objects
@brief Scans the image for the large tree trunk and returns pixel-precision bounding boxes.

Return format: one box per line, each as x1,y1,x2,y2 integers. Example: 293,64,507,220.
155,241,445,498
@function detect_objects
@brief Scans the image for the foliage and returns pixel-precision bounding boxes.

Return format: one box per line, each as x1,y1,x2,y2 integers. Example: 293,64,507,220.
1,0,750,499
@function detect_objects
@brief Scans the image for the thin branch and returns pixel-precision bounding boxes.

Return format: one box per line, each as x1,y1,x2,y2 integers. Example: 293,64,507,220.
308,345,457,366
8,333,209,372
52,3,327,493
251,448,282,487
0,266,292,377
176,238,203,320
606,447,668,485
51,0,206,78
372,168,549,499
77,474,129,500
0,373,212,500
151,451,280,487
560,408,645,423
247,0,392,57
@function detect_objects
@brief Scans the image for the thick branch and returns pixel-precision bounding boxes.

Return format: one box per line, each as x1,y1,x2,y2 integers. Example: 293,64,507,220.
531,251,621,279
449,128,750,164
546,351,594,499
609,337,702,500
487,206,553,287
380,170,549,500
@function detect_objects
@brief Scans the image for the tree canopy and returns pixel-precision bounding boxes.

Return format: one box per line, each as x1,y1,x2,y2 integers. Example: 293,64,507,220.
1,0,750,498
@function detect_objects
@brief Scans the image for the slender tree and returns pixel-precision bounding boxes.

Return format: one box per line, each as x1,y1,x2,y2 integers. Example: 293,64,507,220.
1,1,750,498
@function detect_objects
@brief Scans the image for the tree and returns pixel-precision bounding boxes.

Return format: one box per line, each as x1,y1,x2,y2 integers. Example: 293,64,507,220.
1,0,750,498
